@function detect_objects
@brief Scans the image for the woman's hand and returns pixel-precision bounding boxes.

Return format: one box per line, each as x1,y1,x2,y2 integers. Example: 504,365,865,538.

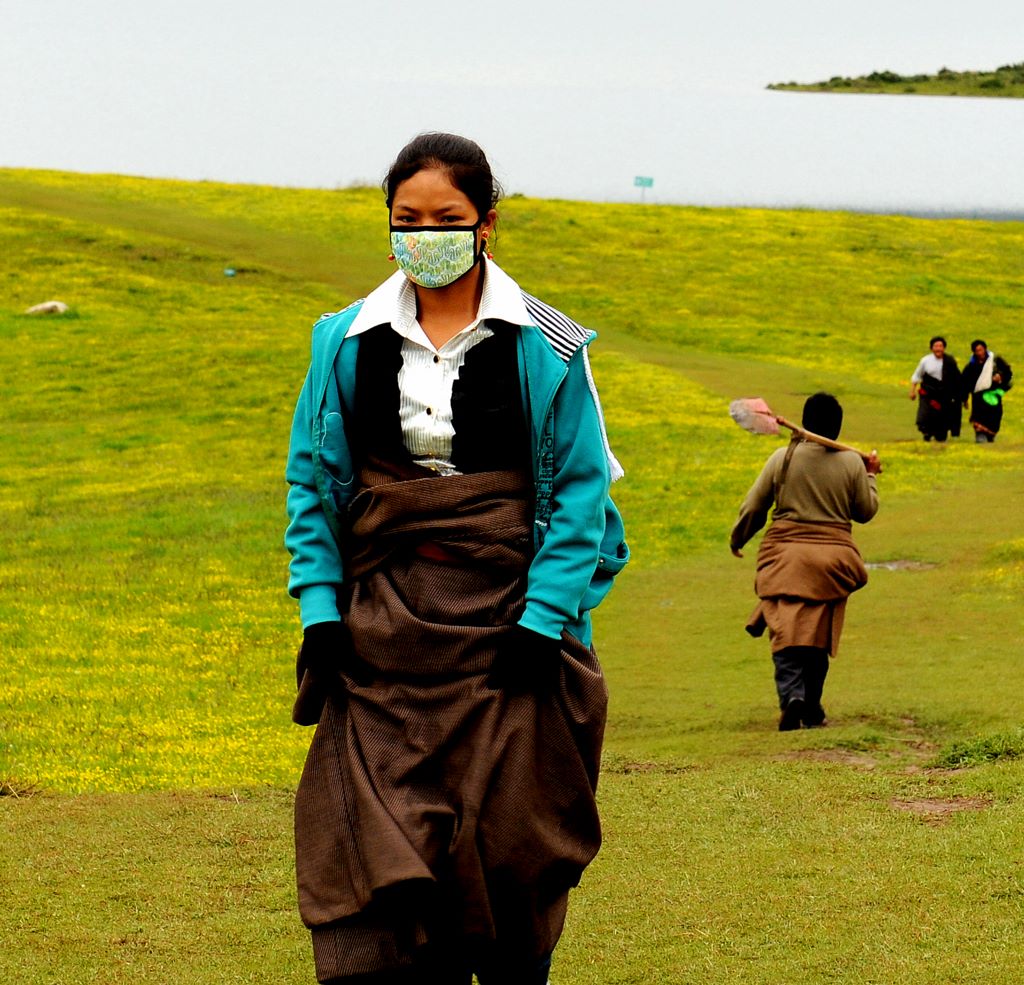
487,625,563,692
293,620,371,725
300,621,372,687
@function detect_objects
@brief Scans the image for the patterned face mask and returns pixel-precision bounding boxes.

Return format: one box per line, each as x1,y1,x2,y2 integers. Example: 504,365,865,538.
389,222,482,289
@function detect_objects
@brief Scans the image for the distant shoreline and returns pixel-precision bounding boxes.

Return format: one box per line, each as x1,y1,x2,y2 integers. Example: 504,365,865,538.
768,62,1024,99
696,200,1024,223
2,165,1022,224
716,205,1024,223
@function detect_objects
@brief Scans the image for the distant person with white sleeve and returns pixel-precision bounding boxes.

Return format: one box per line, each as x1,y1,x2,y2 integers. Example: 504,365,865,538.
909,335,961,442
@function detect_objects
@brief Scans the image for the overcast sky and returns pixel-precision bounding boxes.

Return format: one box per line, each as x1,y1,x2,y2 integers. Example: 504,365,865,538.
3,1,1023,208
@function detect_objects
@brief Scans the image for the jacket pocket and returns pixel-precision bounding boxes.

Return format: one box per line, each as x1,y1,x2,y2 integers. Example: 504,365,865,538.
313,412,355,546
319,413,351,478
316,412,354,506
580,538,630,613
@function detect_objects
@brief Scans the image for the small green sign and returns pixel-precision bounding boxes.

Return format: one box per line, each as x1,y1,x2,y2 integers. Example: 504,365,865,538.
634,176,654,188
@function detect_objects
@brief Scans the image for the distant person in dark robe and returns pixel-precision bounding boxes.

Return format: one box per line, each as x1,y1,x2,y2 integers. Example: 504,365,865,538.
961,339,1013,443
730,393,881,731
909,335,961,441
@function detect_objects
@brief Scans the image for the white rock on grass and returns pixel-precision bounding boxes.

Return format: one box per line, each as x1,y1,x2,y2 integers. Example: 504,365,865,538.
25,300,70,315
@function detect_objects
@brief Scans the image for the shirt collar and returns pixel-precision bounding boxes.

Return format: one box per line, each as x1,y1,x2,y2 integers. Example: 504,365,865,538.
346,258,529,338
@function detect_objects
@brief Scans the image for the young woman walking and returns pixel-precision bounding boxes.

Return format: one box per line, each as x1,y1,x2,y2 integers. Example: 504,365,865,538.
285,132,627,984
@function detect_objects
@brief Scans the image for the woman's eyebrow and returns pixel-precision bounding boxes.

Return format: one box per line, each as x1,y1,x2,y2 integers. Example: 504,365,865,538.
393,201,467,213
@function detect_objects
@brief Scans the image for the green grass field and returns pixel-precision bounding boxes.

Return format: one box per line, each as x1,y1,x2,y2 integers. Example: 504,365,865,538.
2,168,1023,984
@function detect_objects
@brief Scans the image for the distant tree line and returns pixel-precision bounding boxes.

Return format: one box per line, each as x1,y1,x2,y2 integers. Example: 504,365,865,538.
768,62,1024,95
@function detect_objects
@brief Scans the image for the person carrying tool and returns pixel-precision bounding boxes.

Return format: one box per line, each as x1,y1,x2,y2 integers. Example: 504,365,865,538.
729,393,881,730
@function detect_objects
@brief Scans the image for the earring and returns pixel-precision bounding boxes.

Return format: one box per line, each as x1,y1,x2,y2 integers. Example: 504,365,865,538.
482,232,493,260
387,253,396,262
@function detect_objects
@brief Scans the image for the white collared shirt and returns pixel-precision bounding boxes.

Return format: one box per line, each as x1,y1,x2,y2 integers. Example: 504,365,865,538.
911,353,948,382
346,260,530,474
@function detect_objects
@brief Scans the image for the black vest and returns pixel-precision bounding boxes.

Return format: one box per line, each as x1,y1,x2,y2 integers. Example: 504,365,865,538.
348,324,530,474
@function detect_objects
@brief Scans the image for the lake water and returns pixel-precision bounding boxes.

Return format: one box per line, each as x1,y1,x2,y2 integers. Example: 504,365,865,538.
6,76,1024,220
474,87,1024,218
203,83,1024,219
5,1,1023,219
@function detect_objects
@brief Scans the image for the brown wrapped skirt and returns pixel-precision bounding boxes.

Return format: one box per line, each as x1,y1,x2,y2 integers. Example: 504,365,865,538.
745,519,869,656
294,464,607,981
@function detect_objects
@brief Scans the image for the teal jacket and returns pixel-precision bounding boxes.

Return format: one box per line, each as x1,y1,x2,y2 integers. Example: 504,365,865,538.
285,300,628,645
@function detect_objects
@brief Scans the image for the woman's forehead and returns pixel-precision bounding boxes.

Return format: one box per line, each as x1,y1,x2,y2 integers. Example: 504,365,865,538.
392,168,469,205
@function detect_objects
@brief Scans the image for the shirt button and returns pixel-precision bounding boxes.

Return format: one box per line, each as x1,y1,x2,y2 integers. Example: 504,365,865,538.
433,354,440,364
426,407,433,415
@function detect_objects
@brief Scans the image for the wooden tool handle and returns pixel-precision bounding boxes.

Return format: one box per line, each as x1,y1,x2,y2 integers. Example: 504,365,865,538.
775,416,871,461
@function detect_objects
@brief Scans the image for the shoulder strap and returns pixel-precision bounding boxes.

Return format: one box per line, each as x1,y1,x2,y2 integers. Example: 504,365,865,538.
773,437,801,511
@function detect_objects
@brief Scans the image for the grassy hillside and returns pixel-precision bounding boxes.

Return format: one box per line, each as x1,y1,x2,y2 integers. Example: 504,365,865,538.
769,61,1024,98
1,168,1023,984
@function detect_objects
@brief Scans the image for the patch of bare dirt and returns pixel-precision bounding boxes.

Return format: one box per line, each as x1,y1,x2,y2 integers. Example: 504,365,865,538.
890,796,991,823
607,761,696,776
778,749,878,770
865,559,938,571
0,778,39,798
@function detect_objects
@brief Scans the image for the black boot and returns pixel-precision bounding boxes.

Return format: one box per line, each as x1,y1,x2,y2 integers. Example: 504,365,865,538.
778,698,804,732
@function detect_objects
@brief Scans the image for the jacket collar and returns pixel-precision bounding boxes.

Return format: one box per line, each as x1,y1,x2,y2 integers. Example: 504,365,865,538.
346,258,530,338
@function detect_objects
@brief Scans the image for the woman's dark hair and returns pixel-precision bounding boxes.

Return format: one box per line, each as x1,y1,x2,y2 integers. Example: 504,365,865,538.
971,338,987,351
383,132,502,221
929,335,947,348
802,392,843,441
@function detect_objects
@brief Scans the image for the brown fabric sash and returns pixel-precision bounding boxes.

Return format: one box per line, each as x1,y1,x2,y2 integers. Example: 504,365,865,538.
346,462,533,583
744,520,868,656
754,520,867,602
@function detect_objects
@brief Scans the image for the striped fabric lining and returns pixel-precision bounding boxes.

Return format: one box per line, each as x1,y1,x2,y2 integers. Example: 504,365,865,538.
522,291,624,482
521,291,591,362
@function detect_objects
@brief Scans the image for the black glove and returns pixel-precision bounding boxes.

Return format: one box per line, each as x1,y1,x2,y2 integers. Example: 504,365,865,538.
300,620,372,687
293,620,372,726
487,625,563,692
